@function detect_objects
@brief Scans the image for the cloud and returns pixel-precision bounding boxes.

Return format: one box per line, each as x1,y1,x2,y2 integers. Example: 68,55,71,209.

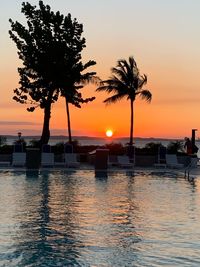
0,121,41,125
154,97,200,105
0,127,84,136
51,129,83,136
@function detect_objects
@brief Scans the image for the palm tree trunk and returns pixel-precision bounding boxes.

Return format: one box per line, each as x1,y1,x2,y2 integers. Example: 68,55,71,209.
128,99,134,161
65,98,72,144
129,99,134,146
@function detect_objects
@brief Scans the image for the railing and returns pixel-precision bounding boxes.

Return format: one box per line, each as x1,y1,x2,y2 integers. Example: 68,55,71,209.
184,162,192,180
184,157,199,180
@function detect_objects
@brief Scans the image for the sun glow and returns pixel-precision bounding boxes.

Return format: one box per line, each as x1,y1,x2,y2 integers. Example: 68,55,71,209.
106,129,113,137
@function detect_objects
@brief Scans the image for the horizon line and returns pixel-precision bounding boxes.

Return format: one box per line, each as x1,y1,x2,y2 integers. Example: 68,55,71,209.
2,135,185,140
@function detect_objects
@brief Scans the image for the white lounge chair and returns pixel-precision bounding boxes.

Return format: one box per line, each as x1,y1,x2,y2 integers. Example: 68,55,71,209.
166,154,184,168
54,155,65,167
118,156,133,168
154,146,167,168
12,152,26,167
65,153,80,168
0,161,10,167
108,155,119,167
0,155,11,167
41,153,54,167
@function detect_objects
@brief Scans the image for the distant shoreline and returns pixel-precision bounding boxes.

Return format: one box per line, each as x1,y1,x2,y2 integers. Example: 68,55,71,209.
2,135,190,147
2,135,182,141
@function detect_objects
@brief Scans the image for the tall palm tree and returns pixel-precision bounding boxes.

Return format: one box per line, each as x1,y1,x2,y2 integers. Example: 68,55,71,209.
96,56,152,147
61,61,98,144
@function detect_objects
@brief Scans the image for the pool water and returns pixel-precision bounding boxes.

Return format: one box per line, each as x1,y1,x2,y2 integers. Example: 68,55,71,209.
1,170,200,266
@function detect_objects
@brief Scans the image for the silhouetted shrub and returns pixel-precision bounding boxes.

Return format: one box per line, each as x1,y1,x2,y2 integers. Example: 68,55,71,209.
167,141,184,154
52,142,64,154
0,136,7,146
0,145,13,154
105,142,125,155
29,139,40,148
144,142,162,154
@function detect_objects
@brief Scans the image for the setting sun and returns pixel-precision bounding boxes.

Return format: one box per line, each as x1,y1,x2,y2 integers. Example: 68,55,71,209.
106,129,113,137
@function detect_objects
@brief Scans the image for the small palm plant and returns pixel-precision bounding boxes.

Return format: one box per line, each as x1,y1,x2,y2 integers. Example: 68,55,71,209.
0,136,7,147
167,141,184,154
96,56,152,147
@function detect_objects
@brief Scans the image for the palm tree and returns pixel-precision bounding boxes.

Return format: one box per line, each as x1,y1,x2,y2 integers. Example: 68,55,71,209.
96,56,152,148
61,61,98,144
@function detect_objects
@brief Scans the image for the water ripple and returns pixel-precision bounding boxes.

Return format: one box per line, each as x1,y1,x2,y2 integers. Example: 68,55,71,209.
1,170,200,266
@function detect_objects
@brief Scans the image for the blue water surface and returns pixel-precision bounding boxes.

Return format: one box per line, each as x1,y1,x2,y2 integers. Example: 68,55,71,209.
0,170,200,266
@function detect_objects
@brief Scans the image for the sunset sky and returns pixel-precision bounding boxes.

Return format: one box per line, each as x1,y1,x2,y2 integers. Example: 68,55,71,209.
0,0,200,139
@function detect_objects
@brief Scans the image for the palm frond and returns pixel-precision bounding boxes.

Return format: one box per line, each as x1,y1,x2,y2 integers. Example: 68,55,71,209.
83,60,96,70
103,93,127,105
122,57,137,75
80,74,101,86
118,57,140,87
128,56,137,69
96,84,114,92
138,74,147,88
96,78,128,95
111,66,128,84
107,76,128,89
138,89,152,102
96,56,152,107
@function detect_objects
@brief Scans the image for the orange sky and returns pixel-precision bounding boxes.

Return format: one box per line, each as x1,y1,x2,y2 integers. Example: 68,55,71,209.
1,0,200,139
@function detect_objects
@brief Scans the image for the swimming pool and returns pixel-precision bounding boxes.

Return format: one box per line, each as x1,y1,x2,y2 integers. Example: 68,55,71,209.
1,170,200,266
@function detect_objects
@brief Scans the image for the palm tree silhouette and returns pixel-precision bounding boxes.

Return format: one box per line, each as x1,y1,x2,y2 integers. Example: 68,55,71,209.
61,61,98,144
96,56,152,148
